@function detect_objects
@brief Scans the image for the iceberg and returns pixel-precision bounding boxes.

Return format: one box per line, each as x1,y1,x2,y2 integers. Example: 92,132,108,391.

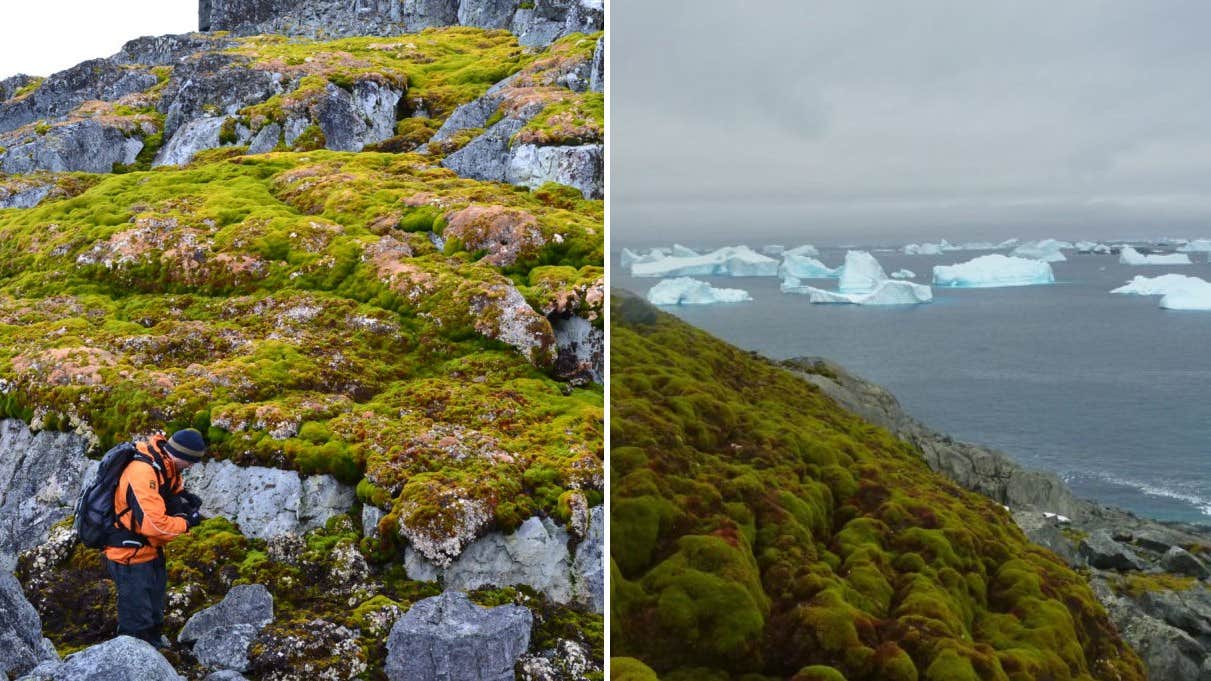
1118,247,1192,265
631,245,780,278
1111,274,1211,310
903,242,944,255
647,277,752,305
1075,241,1112,254
620,247,668,269
1177,239,1211,253
1011,239,1069,262
671,243,700,257
891,269,916,279
784,244,820,257
996,238,1021,249
780,254,841,279
838,250,889,293
783,277,932,305
933,254,1055,288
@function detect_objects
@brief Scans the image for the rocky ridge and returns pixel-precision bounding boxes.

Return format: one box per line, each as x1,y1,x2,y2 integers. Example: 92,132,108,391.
785,355,1211,681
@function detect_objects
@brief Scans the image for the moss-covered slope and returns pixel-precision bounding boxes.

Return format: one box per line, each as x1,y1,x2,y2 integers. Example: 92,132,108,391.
609,293,1143,681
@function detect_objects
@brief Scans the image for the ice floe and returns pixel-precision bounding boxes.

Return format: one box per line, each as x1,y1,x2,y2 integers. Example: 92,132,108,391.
631,245,780,278
780,254,841,279
932,254,1055,288
1010,239,1070,262
1118,247,1192,266
1111,274,1211,310
647,277,753,305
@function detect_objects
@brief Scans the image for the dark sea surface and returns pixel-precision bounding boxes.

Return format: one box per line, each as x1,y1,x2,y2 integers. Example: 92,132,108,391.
615,245,1211,524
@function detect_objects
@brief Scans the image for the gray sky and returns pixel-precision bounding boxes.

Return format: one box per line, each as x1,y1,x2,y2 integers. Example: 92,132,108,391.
612,0,1211,246
1,1,195,79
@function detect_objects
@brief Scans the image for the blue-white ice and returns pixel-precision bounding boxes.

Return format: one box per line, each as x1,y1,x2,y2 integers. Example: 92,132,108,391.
620,247,669,269
1178,239,1211,253
671,244,700,257
1011,239,1070,262
783,277,933,305
933,254,1055,288
784,244,820,257
838,250,889,293
891,269,916,279
647,277,753,305
1075,241,1112,254
780,254,841,279
903,241,945,255
1119,247,1192,266
1111,274,1211,310
631,245,780,278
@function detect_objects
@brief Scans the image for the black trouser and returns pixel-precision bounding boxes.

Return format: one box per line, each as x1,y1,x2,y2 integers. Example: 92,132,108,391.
105,554,167,643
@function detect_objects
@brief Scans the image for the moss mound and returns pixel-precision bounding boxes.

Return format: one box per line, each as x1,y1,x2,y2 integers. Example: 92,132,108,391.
609,293,1143,681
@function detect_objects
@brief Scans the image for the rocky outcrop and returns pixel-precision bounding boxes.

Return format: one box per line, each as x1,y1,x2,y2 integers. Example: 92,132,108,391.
589,37,604,93
311,81,402,152
0,571,57,679
571,505,603,612
442,115,532,184
0,122,144,175
785,357,1086,519
158,54,284,138
16,636,180,680
506,143,603,199
384,590,532,681
1080,530,1149,571
0,421,91,572
0,60,156,136
179,584,274,673
0,182,53,210
182,459,355,541
199,0,602,46
153,116,237,167
112,33,232,66
551,315,603,384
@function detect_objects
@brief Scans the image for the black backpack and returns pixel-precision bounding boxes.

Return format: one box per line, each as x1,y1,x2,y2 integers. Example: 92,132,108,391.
73,440,170,549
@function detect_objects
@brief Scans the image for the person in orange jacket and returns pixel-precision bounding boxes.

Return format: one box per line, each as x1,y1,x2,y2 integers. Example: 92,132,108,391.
103,428,206,648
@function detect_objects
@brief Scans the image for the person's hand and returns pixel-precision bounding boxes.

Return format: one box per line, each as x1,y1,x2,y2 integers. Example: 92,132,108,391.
179,491,203,512
174,510,203,530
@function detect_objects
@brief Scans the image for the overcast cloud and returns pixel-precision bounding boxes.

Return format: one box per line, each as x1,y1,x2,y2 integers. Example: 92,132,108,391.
0,1,195,79
612,0,1211,245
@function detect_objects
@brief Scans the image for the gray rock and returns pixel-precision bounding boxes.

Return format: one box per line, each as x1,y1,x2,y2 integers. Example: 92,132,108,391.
314,81,402,152
0,76,38,104
1080,529,1148,571
431,94,504,142
199,0,277,32
511,10,565,48
403,0,461,29
0,571,57,678
1012,511,1079,566
201,672,249,681
362,505,385,540
1163,546,1210,579
588,37,604,93
385,591,532,681
24,636,181,681
14,658,62,681
153,116,235,167
442,116,528,182
182,459,355,540
112,34,231,66
1136,587,1211,638
0,121,144,174
572,505,603,613
552,315,603,384
179,584,273,645
406,516,573,602
1122,613,1205,681
246,123,281,154
283,117,310,147
0,60,157,136
0,420,90,570
519,639,598,681
193,624,258,672
458,0,520,29
561,0,603,36
0,184,52,210
158,53,284,138
505,143,604,199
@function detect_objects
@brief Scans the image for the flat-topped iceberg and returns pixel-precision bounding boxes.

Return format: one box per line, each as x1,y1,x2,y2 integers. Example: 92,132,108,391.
1111,274,1211,310
784,244,820,257
780,254,841,279
783,277,932,305
1177,239,1211,253
1011,239,1069,262
1119,247,1192,265
647,277,752,305
891,269,916,279
933,254,1055,288
838,250,889,293
631,245,780,278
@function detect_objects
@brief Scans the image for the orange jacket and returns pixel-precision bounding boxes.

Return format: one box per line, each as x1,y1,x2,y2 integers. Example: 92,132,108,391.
103,435,187,565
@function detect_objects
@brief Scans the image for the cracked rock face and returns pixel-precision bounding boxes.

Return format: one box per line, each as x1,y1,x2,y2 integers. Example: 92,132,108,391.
385,591,532,681
0,121,144,175
0,60,157,136
0,570,57,678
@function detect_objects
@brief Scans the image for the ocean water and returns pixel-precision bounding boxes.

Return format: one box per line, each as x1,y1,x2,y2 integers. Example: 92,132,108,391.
615,247,1211,524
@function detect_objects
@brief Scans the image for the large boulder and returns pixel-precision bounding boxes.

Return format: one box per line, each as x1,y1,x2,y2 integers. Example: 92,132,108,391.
1162,546,1210,579
406,516,573,603
17,636,181,681
506,144,604,199
0,121,144,175
153,116,244,168
1080,530,1148,571
312,81,402,152
0,420,91,571
0,571,57,678
403,0,461,29
178,584,274,645
0,182,53,210
182,459,355,540
112,34,232,66
431,93,504,142
385,591,532,681
441,116,529,183
458,0,520,29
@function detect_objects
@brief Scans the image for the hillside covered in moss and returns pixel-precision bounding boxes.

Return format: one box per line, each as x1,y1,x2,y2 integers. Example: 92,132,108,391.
609,291,1144,681
0,5,603,678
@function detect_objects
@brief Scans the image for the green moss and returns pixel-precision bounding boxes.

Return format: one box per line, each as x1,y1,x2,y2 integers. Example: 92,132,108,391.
12,77,44,99
515,91,604,146
612,657,660,681
610,294,1144,681
1112,572,1199,598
